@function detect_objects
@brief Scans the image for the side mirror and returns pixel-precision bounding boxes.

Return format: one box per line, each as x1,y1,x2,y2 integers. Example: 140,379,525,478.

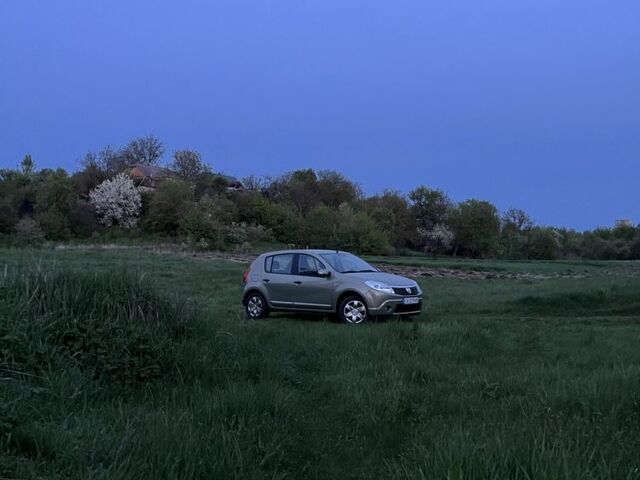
317,269,331,277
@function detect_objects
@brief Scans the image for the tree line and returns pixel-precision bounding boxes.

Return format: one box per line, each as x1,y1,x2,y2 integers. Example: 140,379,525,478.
1,135,639,260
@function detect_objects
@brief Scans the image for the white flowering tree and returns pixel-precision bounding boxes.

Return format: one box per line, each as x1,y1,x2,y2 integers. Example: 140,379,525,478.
418,223,454,256
89,173,141,227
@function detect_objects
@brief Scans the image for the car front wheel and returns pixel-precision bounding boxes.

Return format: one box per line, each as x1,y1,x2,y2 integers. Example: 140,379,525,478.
338,296,368,325
245,292,268,319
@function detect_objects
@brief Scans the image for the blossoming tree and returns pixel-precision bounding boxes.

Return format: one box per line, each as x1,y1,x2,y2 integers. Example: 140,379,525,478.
89,173,141,227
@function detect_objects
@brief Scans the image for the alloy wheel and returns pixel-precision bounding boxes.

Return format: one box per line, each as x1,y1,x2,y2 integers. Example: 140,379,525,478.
247,295,263,318
343,299,367,324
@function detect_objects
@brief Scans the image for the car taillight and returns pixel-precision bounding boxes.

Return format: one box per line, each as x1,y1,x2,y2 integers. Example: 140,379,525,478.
242,268,250,284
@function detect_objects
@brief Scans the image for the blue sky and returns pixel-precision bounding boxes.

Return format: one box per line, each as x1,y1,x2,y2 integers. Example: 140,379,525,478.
1,0,639,230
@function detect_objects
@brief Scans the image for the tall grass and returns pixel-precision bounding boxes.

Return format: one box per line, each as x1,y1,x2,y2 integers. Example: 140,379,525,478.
2,249,640,479
1,267,203,383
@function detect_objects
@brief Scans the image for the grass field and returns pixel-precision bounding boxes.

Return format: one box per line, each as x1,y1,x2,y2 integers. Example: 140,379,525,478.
2,247,640,479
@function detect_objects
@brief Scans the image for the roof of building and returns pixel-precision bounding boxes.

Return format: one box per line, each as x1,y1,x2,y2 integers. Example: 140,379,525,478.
129,163,174,179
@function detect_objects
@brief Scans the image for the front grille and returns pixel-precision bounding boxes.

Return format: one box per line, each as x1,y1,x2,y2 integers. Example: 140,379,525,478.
395,301,422,314
392,286,419,296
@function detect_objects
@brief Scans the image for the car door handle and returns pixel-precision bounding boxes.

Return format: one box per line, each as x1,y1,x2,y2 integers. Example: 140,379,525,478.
262,279,270,283
293,281,302,285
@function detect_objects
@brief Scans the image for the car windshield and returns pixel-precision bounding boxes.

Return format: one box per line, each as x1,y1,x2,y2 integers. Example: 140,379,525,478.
319,252,377,274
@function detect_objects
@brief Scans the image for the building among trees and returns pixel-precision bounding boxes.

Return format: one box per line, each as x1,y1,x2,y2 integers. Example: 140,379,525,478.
126,164,175,189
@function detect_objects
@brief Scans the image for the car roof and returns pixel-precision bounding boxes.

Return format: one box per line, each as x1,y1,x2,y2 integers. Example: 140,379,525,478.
259,249,347,256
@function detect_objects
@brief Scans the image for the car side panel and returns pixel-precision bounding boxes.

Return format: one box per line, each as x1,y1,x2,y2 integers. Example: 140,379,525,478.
290,275,335,310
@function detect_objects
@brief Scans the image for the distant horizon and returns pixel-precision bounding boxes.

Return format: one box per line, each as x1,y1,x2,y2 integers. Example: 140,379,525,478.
2,1,639,231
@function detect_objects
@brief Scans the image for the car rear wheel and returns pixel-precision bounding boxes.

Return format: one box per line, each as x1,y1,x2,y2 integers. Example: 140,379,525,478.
245,292,268,319
338,296,368,325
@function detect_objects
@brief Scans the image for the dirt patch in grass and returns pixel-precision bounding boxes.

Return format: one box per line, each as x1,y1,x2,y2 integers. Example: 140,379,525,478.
375,263,591,280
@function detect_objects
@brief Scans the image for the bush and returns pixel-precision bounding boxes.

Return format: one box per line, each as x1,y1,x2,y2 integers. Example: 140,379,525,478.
528,228,560,260
13,217,44,245
630,234,640,260
68,200,100,237
225,222,249,245
179,202,224,250
298,205,392,254
36,209,70,240
0,267,204,384
147,179,193,234
0,198,17,234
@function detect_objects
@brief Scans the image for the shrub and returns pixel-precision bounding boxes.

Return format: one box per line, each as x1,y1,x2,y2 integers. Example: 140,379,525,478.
225,221,249,244
630,234,640,260
298,205,392,254
36,209,71,240
528,227,561,260
13,217,44,245
89,173,142,227
68,200,100,237
418,224,454,255
179,202,224,249
147,178,193,233
0,198,17,234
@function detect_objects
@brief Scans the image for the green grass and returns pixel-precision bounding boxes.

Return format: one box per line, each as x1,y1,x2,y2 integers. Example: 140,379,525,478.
1,247,640,479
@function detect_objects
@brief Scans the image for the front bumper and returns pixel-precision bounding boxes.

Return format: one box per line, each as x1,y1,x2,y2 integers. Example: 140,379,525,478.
365,290,423,316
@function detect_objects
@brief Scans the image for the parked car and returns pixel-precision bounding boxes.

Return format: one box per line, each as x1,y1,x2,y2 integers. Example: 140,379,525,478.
242,249,422,324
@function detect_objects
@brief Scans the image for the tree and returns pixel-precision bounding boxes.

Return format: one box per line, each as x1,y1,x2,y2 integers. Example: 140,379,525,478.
363,190,415,249
419,224,454,256
316,170,362,208
241,175,267,191
409,186,453,231
73,151,108,196
89,173,142,227
172,150,209,182
528,227,561,260
0,197,17,233
122,135,165,166
34,169,75,240
21,154,35,175
449,200,500,257
147,178,193,233
500,207,533,259
264,169,320,214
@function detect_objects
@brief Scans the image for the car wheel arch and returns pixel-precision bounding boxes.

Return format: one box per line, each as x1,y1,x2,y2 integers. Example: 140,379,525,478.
335,290,367,312
243,288,268,305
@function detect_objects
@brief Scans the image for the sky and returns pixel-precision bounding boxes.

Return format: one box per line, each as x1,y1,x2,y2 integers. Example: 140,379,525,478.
1,0,639,230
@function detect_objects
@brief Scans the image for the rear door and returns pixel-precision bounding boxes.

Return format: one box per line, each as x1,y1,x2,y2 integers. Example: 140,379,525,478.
291,254,334,310
263,253,296,307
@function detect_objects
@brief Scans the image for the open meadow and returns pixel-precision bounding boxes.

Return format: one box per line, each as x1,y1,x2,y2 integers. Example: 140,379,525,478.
2,246,640,479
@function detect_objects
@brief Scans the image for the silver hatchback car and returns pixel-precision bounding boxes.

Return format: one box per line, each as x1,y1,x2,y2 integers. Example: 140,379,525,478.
242,249,422,324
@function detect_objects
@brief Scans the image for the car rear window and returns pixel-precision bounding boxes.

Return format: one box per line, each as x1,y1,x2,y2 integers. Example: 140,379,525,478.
264,253,294,274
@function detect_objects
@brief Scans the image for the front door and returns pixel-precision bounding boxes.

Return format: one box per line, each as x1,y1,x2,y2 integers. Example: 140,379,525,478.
291,254,334,310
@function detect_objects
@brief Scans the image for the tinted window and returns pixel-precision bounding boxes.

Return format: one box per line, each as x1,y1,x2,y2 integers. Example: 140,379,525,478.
265,253,294,274
297,254,326,276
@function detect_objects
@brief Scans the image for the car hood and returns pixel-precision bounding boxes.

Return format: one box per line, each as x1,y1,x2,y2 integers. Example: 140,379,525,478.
344,271,416,286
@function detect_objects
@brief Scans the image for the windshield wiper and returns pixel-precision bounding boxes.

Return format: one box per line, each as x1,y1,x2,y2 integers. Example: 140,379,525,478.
341,269,378,273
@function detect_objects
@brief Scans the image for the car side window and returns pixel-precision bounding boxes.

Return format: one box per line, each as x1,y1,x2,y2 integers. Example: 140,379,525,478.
297,254,326,276
265,253,294,274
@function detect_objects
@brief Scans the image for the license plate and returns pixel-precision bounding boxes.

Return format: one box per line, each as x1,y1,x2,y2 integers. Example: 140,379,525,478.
402,297,420,305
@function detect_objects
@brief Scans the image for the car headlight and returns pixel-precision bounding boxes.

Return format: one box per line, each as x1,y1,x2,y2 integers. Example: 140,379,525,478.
364,280,395,294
